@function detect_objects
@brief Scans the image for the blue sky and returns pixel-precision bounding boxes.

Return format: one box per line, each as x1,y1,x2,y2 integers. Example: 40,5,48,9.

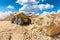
0,0,60,12
0,0,21,12
0,0,60,19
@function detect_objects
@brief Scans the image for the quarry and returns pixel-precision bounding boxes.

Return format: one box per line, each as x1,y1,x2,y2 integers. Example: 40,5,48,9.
0,11,60,40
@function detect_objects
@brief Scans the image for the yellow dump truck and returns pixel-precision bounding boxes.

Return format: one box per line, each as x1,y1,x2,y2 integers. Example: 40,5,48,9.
11,12,31,25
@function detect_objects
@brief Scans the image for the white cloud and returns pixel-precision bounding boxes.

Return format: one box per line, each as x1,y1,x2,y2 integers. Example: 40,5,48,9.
16,0,38,5
19,5,40,13
45,4,54,9
0,11,13,19
16,0,39,13
38,4,45,10
41,11,56,16
16,0,54,15
30,12,40,15
41,11,49,15
16,0,28,5
38,4,54,10
57,9,60,14
16,0,46,5
19,4,54,13
7,5,14,9
50,11,56,14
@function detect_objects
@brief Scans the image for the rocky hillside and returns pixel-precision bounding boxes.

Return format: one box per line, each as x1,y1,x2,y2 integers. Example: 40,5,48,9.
0,11,60,40
0,21,58,40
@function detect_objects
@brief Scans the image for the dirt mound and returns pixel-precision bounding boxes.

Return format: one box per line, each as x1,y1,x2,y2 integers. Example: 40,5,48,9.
0,12,60,40
0,20,60,40
0,21,51,40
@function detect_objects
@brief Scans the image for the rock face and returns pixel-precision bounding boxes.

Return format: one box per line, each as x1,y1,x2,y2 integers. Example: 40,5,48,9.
47,22,60,36
0,12,60,40
0,21,24,40
46,13,60,36
0,21,52,40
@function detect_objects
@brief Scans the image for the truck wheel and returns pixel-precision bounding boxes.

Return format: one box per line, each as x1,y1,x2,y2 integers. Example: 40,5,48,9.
18,18,24,25
11,18,15,23
15,18,18,24
28,18,31,25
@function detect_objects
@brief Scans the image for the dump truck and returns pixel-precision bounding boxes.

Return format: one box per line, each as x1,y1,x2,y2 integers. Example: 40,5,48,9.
11,12,31,25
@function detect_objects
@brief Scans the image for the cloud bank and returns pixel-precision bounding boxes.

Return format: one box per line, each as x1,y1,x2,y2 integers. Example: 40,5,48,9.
16,0,54,14
16,0,38,5
41,11,56,16
0,0,57,19
0,11,12,19
38,4,54,10
7,5,14,9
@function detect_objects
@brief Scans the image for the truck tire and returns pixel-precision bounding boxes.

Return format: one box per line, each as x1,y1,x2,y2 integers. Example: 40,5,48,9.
15,18,18,24
11,17,15,23
28,18,31,25
18,18,24,25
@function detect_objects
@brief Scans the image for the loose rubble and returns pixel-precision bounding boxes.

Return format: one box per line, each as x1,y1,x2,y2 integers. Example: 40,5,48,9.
0,11,60,40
